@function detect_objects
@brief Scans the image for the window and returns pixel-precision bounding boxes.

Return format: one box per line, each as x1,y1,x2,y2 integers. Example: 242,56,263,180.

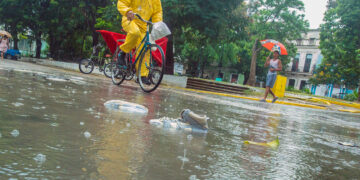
299,80,306,90
296,39,302,46
291,53,299,72
309,38,315,45
288,79,295,88
303,54,312,72
218,72,224,79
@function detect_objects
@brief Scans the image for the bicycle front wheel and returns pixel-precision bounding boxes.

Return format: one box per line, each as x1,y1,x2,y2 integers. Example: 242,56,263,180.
79,59,94,74
138,44,166,93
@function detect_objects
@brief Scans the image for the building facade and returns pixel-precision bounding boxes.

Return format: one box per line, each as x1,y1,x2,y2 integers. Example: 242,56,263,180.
285,29,322,90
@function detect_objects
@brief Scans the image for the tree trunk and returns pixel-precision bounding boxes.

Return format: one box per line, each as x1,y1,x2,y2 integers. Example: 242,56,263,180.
246,39,258,86
49,32,55,58
49,32,60,59
200,60,206,78
243,71,249,85
35,31,42,58
91,12,99,57
11,29,19,50
358,86,360,102
92,30,99,56
165,34,174,74
188,60,198,77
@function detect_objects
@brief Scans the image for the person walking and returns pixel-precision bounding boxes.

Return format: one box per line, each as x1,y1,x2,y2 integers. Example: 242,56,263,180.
0,35,9,60
117,0,163,84
260,50,282,103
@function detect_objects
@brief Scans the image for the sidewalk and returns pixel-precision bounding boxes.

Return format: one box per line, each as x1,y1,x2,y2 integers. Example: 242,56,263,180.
18,57,188,88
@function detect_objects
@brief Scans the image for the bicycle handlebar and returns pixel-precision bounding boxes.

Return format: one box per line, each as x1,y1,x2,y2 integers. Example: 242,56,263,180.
134,13,153,25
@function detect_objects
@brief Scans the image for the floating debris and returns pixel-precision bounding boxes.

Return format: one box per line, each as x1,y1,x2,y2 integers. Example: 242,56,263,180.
149,109,209,134
338,142,359,147
104,100,148,114
84,131,91,139
80,122,85,126
33,153,46,164
244,137,280,149
10,129,20,137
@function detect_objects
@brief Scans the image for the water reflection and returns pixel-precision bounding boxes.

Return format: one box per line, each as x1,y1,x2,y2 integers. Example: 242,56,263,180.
0,67,359,179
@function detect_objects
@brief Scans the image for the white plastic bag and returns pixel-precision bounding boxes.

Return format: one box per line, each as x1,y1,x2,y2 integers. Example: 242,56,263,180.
150,21,171,41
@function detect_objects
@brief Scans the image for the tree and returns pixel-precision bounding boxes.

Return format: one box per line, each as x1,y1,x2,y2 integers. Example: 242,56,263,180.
311,0,360,101
0,0,28,50
244,0,309,86
162,0,247,76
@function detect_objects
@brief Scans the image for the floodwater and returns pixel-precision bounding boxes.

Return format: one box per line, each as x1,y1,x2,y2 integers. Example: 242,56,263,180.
0,65,359,179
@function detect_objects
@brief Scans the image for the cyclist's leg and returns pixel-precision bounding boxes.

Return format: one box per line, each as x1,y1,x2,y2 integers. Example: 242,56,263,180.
120,20,141,54
135,42,150,77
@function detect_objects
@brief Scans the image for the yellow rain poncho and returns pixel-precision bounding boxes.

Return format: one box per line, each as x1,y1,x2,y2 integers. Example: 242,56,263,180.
117,0,163,76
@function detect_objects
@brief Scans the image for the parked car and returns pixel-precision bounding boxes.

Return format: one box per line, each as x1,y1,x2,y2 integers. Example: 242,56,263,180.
4,49,21,60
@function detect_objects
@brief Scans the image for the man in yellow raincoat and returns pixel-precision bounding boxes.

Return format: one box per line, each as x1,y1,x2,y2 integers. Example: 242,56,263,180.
117,0,163,83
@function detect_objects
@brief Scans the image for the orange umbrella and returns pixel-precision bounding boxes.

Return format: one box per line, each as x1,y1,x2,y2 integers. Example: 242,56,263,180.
0,30,12,38
260,39,287,55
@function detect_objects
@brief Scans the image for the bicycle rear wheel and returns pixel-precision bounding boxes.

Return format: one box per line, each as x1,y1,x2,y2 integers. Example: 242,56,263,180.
103,63,113,78
138,44,166,93
79,59,94,74
111,48,126,85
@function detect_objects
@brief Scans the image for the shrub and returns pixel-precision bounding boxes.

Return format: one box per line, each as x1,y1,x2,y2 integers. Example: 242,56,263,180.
344,90,359,102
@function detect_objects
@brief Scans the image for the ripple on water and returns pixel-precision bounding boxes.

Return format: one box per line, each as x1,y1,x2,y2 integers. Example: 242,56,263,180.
70,79,87,85
50,122,59,127
189,175,200,180
46,77,67,82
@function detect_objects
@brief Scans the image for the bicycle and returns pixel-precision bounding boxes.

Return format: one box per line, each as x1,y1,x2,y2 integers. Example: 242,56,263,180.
111,14,166,93
79,54,113,78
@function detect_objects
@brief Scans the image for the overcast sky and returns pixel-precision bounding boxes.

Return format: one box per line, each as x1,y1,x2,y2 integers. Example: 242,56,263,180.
244,0,328,29
302,0,328,29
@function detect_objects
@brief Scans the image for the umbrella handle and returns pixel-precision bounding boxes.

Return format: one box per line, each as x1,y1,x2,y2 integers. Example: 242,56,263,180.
268,51,272,58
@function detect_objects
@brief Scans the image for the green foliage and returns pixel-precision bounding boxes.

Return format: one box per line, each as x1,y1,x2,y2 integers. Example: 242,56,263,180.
286,86,311,94
244,0,309,82
303,88,311,94
311,0,360,88
0,0,308,73
163,0,246,76
344,91,359,102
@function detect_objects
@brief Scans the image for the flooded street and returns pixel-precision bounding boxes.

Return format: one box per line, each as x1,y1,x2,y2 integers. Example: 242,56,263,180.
0,61,359,179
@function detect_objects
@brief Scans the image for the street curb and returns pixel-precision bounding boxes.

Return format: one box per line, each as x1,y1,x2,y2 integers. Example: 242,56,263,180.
170,86,328,110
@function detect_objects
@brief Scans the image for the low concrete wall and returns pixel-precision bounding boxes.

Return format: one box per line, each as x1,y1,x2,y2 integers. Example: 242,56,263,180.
162,75,188,88
19,57,188,87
